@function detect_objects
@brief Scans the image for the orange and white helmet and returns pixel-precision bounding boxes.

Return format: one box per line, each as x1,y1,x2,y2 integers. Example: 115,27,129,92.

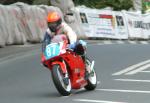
47,11,62,32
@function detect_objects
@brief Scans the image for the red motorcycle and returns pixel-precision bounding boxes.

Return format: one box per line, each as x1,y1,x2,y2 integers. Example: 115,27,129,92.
41,35,97,96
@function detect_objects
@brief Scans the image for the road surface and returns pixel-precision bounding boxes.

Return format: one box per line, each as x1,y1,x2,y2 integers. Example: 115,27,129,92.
1,41,150,103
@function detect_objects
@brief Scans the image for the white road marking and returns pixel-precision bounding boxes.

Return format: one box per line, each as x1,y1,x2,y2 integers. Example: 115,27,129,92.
128,41,137,44
97,89,150,94
73,99,127,103
0,49,40,65
117,41,124,44
114,79,150,83
12,45,34,47
125,63,150,75
103,41,113,44
140,70,150,73
112,59,150,75
140,41,148,44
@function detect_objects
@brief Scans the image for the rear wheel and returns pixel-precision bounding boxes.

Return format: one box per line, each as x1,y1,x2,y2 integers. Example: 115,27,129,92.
84,58,97,90
51,64,71,96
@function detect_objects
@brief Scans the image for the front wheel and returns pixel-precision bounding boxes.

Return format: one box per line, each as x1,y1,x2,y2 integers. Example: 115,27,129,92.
51,64,71,96
84,58,97,90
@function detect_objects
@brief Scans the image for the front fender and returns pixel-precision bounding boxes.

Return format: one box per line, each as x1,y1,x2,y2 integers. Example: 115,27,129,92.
52,61,67,74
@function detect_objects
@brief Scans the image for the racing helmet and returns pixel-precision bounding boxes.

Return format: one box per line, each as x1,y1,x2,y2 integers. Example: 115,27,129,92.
47,11,62,32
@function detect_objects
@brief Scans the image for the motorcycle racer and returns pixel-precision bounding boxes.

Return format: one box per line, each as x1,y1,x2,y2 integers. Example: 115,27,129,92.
42,11,77,50
41,12,97,93
42,11,87,62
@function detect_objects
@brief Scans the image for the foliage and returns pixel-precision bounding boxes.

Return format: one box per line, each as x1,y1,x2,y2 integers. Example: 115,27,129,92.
0,0,133,11
0,0,51,5
0,0,33,5
33,0,51,5
73,0,133,11
142,0,150,13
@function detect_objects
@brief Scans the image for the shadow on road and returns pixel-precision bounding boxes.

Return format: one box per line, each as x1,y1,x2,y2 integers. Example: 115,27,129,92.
27,91,61,99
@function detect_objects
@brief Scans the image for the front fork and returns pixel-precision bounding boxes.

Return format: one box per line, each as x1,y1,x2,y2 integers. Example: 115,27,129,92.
52,60,69,85
51,60,67,74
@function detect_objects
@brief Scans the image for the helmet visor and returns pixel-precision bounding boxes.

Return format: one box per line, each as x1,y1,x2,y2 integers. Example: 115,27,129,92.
48,22,57,28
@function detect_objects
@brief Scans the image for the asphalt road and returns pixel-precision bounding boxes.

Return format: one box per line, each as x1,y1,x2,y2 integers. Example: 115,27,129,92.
1,42,150,103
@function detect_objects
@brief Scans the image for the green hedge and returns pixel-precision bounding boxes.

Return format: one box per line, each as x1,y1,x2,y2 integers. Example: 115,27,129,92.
142,0,150,13
0,0,33,5
73,0,133,11
1,0,133,11
33,0,51,5
0,0,50,5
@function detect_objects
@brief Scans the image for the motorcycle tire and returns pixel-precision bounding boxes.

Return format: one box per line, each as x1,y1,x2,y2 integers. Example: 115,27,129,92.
51,64,71,96
84,58,97,90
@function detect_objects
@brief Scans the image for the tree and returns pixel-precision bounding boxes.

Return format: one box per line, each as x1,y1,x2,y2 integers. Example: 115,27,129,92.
73,0,133,11
33,0,51,5
0,0,33,5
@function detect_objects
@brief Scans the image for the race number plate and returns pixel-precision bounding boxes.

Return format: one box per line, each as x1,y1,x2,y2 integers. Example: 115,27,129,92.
44,43,60,60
